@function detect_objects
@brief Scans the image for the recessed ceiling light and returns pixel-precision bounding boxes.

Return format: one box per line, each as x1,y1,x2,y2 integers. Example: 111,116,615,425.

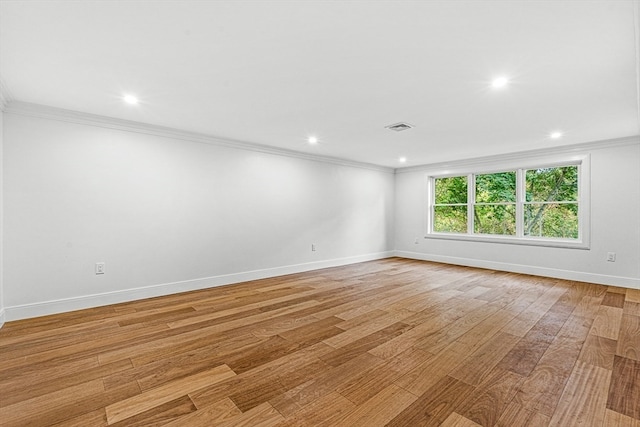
123,94,138,105
307,136,318,144
491,76,509,89
399,157,407,163
550,131,563,139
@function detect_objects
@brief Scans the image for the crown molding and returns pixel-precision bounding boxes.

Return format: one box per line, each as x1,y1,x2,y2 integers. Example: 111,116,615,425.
4,101,394,174
395,135,640,174
5,100,638,175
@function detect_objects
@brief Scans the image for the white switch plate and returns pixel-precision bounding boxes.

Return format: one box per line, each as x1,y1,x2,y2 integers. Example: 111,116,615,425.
606,252,616,262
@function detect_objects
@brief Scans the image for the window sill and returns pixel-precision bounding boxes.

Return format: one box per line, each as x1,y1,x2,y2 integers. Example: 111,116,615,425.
425,232,589,250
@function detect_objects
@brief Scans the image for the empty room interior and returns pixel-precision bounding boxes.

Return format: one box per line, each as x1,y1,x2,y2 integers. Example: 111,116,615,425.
1,1,640,426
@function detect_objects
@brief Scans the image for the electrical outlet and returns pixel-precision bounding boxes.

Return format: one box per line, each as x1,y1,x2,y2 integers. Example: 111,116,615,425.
311,244,316,252
95,262,105,274
606,252,616,262
414,237,420,244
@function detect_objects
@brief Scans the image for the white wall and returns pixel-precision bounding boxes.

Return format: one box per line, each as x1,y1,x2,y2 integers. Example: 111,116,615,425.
2,110,395,320
395,140,640,288
2,105,639,324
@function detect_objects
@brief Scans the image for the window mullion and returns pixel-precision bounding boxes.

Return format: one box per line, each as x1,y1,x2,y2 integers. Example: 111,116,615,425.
468,173,474,234
428,176,434,234
516,168,524,238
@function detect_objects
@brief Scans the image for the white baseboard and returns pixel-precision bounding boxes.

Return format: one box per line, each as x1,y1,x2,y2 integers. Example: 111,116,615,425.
395,250,640,289
3,251,395,322
5,249,637,324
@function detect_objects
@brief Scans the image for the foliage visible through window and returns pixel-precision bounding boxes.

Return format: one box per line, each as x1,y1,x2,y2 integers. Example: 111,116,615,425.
433,176,467,233
475,172,516,235
525,166,578,238
431,165,579,240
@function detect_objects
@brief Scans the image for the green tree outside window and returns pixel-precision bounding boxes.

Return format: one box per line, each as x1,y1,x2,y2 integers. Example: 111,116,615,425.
432,165,579,240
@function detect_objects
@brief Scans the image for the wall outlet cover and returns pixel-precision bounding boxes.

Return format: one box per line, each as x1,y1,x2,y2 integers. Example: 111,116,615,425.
95,262,106,274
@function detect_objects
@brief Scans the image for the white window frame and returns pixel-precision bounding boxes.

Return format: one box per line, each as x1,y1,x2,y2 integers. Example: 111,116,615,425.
425,154,590,249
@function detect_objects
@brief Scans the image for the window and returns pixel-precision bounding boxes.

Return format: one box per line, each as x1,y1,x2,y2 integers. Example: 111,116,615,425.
474,171,516,236
433,176,467,233
428,157,588,248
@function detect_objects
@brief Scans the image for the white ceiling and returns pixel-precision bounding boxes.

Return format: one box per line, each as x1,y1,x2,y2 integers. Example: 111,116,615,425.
1,0,638,168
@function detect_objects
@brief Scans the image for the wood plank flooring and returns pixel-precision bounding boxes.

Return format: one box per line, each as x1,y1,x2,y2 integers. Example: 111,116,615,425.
1,257,639,426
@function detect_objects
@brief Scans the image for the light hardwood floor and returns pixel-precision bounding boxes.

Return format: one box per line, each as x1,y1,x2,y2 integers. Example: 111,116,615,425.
1,258,639,426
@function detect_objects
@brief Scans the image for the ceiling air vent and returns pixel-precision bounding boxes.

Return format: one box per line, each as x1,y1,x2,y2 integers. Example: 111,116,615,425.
385,122,414,132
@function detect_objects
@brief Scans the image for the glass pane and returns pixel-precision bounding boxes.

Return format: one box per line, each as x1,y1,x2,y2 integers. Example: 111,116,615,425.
473,204,516,235
435,176,467,204
525,203,578,239
475,172,516,203
433,205,467,233
525,166,578,202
